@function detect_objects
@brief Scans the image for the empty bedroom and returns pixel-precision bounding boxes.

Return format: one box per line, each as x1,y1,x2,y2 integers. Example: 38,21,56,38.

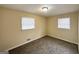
0,4,79,54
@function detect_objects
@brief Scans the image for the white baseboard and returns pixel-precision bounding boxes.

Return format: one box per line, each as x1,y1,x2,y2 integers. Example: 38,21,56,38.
5,34,46,52
47,34,78,45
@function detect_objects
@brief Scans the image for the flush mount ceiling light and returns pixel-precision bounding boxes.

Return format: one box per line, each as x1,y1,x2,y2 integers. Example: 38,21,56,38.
42,7,48,12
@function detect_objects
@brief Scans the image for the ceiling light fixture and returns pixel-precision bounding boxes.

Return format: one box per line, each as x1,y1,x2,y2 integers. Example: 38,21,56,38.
42,7,48,12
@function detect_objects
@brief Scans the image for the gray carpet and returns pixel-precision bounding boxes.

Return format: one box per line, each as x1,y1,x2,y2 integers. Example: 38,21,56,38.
9,36,78,54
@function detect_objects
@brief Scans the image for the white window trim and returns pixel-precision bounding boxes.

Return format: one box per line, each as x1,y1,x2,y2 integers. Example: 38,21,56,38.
21,17,35,30
58,17,70,29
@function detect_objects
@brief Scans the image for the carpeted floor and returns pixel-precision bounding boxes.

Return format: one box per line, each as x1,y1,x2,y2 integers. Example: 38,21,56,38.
9,36,78,54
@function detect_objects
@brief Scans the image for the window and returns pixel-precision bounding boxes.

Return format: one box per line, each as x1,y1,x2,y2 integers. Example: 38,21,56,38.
21,17,35,30
58,17,70,29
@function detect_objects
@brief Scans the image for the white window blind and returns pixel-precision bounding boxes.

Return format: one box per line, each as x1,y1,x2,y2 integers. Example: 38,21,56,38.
58,17,70,29
21,17,35,30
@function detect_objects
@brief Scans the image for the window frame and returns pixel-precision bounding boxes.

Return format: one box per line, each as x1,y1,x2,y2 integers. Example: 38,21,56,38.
58,17,70,29
21,17,35,30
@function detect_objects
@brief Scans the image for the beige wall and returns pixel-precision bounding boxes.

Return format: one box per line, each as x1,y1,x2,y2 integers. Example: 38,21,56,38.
78,12,79,51
0,8,2,50
0,7,46,51
47,12,78,44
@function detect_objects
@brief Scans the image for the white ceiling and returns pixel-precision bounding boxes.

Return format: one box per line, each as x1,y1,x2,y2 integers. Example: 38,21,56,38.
0,4,79,16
